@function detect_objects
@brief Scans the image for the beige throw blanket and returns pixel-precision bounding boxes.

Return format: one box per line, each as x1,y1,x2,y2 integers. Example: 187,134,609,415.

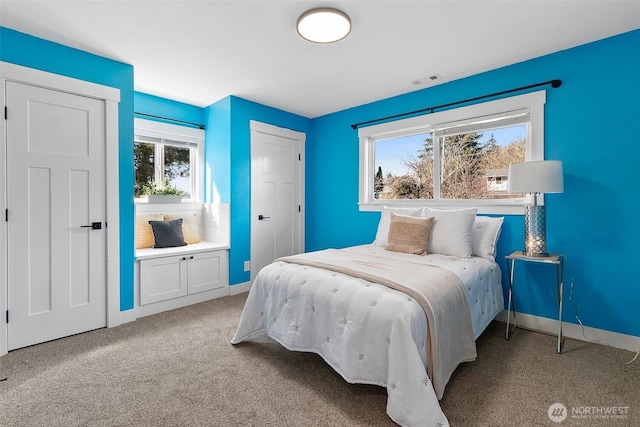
278,249,477,399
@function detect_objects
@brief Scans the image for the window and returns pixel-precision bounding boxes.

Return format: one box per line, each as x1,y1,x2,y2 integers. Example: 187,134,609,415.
359,91,546,214
134,118,204,202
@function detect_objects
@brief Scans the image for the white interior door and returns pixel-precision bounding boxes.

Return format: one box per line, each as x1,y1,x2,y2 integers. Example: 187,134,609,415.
250,122,305,282
6,81,107,350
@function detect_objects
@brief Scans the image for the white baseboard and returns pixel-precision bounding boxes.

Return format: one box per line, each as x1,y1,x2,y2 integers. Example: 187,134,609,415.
229,281,252,295
118,282,249,326
495,310,640,352
119,308,137,324
120,286,230,323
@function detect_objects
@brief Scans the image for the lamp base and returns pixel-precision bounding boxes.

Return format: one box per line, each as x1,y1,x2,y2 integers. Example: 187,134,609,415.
524,204,548,257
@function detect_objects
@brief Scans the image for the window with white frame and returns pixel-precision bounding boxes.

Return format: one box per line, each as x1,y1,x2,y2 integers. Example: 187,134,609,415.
359,91,546,214
134,118,204,202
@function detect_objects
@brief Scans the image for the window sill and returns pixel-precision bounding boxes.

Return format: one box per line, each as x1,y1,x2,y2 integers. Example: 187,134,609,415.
358,200,529,215
135,195,185,204
135,201,204,213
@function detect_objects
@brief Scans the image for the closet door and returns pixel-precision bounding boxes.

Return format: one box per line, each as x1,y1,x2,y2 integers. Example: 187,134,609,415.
6,81,107,350
250,122,305,282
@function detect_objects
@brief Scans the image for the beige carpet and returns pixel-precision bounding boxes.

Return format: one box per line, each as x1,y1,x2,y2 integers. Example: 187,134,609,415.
1,293,638,426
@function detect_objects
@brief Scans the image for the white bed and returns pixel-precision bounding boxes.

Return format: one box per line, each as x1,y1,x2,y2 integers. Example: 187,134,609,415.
232,208,504,426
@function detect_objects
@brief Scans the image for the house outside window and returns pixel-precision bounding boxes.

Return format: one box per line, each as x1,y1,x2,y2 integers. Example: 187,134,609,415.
484,169,509,194
358,91,547,214
134,118,204,202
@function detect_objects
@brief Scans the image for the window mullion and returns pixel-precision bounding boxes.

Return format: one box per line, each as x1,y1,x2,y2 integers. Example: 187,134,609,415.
433,131,443,200
189,146,196,201
155,141,165,188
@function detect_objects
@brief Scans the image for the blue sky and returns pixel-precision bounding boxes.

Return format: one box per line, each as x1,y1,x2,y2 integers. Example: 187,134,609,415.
375,125,525,176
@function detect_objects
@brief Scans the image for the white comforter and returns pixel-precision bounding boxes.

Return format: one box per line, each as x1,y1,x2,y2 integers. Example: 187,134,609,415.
231,245,503,426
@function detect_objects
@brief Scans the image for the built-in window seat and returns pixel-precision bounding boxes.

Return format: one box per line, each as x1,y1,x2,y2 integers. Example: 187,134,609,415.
132,202,230,320
136,241,229,260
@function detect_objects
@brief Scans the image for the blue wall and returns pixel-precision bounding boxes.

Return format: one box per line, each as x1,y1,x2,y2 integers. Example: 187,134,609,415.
3,25,637,339
0,27,136,311
207,96,312,285
203,96,231,204
134,92,204,128
307,30,640,338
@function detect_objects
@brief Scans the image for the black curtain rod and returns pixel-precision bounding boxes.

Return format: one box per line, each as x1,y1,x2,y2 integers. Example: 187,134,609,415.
350,79,562,130
134,112,205,130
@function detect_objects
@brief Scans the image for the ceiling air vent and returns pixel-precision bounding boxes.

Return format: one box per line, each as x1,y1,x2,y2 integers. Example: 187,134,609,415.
411,74,442,85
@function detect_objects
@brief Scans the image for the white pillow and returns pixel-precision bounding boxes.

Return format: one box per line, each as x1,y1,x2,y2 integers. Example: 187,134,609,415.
373,206,423,246
471,216,504,262
423,207,477,257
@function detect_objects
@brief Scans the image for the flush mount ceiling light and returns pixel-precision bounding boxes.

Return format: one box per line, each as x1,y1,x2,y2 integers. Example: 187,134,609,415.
297,8,351,43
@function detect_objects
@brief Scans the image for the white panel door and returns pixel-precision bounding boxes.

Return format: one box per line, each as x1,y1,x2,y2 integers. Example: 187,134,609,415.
6,81,107,350
250,123,304,282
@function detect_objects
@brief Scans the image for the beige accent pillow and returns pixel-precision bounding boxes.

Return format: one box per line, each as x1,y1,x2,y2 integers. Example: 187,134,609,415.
385,214,435,255
135,214,164,249
374,206,423,246
164,214,201,244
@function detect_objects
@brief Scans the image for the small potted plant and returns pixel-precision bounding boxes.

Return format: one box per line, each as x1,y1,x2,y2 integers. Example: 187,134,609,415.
137,179,185,203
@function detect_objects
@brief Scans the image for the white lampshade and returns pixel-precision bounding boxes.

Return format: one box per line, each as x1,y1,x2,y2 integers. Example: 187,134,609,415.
297,8,351,43
508,160,564,194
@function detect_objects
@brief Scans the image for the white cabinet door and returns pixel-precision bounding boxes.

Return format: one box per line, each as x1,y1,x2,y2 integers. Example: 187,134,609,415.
140,256,188,305
187,251,228,295
139,250,228,305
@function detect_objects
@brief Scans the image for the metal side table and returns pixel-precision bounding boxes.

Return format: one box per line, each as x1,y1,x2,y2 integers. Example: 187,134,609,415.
505,251,566,353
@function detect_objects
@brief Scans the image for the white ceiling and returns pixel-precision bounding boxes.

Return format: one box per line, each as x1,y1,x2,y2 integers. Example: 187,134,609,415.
1,1,639,118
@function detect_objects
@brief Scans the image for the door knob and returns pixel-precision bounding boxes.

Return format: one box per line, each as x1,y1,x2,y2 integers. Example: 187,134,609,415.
258,215,271,220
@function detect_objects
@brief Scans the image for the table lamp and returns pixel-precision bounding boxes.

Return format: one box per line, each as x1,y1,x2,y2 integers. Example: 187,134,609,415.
508,160,564,256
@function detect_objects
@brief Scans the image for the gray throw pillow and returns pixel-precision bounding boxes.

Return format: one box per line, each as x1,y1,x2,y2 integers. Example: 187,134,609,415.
148,218,187,248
